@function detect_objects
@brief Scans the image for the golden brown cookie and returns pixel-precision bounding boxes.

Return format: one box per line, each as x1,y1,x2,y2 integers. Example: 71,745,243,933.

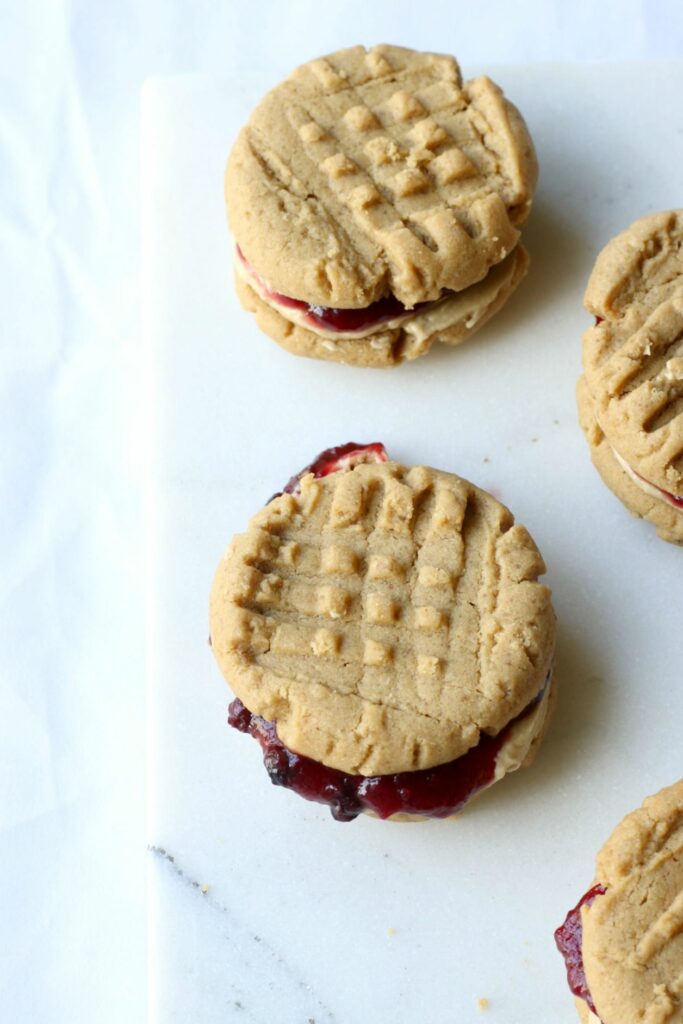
557,780,683,1024
209,443,556,821
225,44,537,365
578,210,683,543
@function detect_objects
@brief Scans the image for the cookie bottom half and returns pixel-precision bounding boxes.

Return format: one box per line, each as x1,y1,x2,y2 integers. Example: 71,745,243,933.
234,245,528,368
229,675,556,823
577,376,683,545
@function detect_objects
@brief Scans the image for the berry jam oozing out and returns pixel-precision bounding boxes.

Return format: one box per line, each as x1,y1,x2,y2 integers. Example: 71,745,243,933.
236,245,435,334
228,682,549,822
280,441,388,497
554,884,607,1018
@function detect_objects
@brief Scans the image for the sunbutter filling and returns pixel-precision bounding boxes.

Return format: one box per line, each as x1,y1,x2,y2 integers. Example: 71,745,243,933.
226,442,553,821
236,245,441,337
555,884,607,1021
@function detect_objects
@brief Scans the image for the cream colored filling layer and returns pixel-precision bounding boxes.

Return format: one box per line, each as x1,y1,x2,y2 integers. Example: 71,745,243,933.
236,245,514,345
492,681,552,782
610,444,683,510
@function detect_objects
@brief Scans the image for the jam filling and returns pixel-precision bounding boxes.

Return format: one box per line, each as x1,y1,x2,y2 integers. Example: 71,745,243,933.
228,683,548,822
282,441,388,495
555,884,607,1018
269,442,388,503
237,245,436,334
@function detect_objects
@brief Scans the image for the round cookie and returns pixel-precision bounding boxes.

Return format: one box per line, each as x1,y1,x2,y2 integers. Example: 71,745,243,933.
225,44,538,364
557,780,683,1024
235,244,528,367
578,210,683,543
210,443,556,820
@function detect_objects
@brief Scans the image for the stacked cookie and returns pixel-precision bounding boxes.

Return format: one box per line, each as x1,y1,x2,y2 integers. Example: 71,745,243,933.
210,444,556,821
226,44,537,366
578,210,683,544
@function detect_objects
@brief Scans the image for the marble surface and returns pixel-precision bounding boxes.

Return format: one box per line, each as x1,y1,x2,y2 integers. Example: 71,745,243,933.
6,4,683,1021
143,63,683,1023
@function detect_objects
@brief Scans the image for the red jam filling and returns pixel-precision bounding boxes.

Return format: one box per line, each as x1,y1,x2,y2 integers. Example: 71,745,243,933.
555,884,607,1018
282,441,388,495
228,682,548,822
269,442,388,503
237,245,435,334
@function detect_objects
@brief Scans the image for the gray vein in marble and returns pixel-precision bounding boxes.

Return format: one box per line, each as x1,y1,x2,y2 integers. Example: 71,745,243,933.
149,844,336,1023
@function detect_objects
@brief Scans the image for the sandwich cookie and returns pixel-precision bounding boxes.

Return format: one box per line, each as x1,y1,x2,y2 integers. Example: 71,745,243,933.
226,44,538,366
555,780,683,1023
578,210,683,543
209,443,556,821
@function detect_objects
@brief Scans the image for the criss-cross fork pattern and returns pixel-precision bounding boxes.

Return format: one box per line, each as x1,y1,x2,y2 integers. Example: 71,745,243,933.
239,44,529,305
212,461,553,774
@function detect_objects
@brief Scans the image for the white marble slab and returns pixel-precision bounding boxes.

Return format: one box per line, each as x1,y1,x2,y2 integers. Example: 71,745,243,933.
143,63,683,1024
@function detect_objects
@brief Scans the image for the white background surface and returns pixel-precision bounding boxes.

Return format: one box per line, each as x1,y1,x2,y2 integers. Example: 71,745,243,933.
3,3,683,1021
145,64,683,1024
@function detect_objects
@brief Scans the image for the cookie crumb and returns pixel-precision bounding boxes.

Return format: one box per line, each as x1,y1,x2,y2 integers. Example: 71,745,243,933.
200,884,209,894
477,997,490,1011
387,926,396,937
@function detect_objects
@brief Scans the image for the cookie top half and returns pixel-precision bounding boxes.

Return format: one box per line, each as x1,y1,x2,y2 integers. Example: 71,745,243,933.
210,459,554,777
226,44,538,309
582,780,683,1024
582,210,683,496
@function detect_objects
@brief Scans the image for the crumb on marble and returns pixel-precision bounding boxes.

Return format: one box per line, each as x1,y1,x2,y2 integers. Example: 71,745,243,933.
477,997,490,1011
200,884,209,894
482,456,490,463
387,926,396,937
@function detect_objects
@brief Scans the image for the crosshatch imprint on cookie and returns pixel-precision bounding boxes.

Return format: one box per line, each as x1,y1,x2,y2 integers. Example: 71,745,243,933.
218,464,551,731
227,45,536,313
211,450,556,776
631,890,683,966
285,89,508,275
